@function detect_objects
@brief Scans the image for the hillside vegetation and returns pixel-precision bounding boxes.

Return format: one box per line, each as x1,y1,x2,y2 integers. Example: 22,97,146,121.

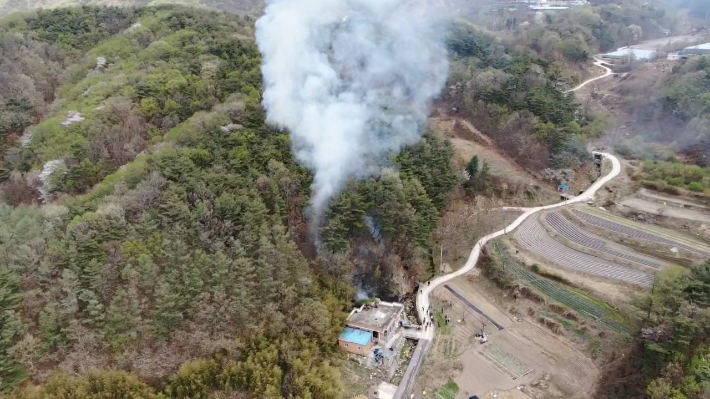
614,56,710,168
1,6,261,201
0,3,707,399
599,262,710,399
0,5,458,397
461,0,676,69
445,24,608,173
0,0,263,18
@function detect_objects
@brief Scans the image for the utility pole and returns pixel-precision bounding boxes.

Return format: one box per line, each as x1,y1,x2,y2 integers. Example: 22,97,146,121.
440,244,443,274
646,280,656,320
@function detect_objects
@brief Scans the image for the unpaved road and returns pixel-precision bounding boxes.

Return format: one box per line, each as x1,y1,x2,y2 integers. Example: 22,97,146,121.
415,153,620,339
568,58,613,92
398,72,621,399
404,153,619,398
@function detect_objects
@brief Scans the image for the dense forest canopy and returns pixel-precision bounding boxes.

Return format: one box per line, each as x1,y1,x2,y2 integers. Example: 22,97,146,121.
600,261,710,399
0,6,344,397
0,0,265,20
0,5,461,397
0,2,706,398
445,24,604,173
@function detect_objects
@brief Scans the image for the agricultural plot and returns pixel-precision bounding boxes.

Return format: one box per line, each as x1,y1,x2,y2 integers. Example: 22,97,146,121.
571,209,710,257
545,211,667,270
492,242,632,335
514,216,654,287
433,381,460,399
481,344,532,378
436,335,460,359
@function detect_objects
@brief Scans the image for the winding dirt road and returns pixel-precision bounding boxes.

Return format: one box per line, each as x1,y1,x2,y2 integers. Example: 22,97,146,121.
394,60,619,399
415,153,621,337
568,58,613,92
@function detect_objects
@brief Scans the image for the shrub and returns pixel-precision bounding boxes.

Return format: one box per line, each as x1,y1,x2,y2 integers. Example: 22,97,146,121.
668,177,684,186
688,182,704,192
642,180,682,196
530,264,572,285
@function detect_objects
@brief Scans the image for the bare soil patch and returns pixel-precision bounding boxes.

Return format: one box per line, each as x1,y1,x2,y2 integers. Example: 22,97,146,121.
413,273,613,399
429,116,551,193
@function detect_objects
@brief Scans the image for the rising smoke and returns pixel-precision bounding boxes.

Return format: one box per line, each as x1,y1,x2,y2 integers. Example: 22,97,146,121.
256,0,449,217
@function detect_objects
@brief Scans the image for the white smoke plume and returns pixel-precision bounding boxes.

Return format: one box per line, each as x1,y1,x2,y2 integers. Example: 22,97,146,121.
256,0,449,216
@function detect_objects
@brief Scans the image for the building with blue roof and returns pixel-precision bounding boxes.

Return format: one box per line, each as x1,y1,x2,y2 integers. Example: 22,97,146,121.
339,327,373,355
339,301,405,356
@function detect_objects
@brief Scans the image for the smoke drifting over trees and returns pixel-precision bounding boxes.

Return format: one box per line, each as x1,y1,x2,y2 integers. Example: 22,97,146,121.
256,0,449,215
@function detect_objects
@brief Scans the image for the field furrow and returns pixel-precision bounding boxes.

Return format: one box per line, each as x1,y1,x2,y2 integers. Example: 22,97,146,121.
546,211,667,270
514,217,654,287
572,209,710,257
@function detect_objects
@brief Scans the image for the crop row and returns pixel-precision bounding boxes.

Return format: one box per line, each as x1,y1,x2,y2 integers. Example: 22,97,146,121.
492,243,631,335
571,210,710,257
514,216,654,287
545,211,666,270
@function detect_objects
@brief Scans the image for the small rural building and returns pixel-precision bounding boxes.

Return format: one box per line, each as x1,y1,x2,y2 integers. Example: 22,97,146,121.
338,301,405,356
679,43,710,57
339,327,374,355
602,47,656,61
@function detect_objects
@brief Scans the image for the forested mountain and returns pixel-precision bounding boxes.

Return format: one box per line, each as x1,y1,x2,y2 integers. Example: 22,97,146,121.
515,0,675,61
614,56,710,167
0,5,458,396
0,0,264,19
599,261,710,399
444,25,606,172
0,3,705,398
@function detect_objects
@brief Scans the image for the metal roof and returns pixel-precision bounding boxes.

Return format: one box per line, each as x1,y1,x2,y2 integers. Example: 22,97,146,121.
683,42,710,50
602,48,655,60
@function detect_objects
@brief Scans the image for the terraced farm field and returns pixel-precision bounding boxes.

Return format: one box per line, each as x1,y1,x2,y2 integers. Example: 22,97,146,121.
492,243,632,335
514,216,654,287
545,211,667,270
481,344,532,378
571,209,710,258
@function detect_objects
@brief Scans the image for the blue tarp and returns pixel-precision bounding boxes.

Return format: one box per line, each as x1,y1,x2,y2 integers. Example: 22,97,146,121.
339,327,372,346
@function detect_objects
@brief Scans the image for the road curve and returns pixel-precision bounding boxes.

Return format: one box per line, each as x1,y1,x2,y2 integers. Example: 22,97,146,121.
415,153,621,339
567,58,613,93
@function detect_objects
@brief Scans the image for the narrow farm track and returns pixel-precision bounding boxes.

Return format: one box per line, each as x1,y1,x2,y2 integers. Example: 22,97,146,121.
414,153,621,337
545,211,668,270
515,216,654,287
567,58,613,92
571,209,710,257
398,67,621,397
396,154,623,398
